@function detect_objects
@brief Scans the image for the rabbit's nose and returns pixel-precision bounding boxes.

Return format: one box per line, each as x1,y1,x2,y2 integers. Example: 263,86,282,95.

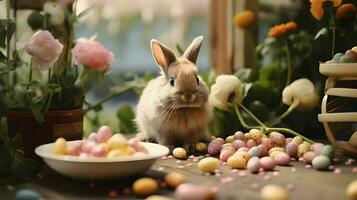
181,93,196,103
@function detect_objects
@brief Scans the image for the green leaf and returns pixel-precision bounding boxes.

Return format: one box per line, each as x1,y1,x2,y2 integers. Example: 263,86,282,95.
27,11,44,30
116,105,136,134
314,28,328,40
176,44,184,56
78,6,93,18
6,20,16,43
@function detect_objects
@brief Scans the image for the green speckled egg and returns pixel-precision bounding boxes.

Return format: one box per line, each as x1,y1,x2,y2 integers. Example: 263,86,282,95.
332,53,344,63
312,155,331,170
319,145,334,159
340,55,354,63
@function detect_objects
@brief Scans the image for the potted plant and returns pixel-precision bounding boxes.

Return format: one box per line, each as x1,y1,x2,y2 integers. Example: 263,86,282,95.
0,0,114,157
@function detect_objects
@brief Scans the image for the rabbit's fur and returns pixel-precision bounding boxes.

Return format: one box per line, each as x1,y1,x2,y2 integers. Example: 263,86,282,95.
135,36,212,146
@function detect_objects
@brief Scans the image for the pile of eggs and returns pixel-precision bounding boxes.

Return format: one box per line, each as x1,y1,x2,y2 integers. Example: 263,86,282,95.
328,46,357,63
173,129,336,173
52,125,148,158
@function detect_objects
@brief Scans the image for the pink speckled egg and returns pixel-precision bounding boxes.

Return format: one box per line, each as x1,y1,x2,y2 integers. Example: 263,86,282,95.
274,152,291,166
258,144,269,157
285,142,298,157
96,125,112,143
285,137,293,144
246,139,258,148
87,132,97,142
247,157,261,173
232,140,246,150
91,144,108,157
66,140,82,156
269,132,286,146
303,151,316,164
128,138,148,153
310,143,324,154
261,138,274,150
208,138,224,155
220,149,235,162
260,156,276,171
237,147,249,152
234,131,245,140
81,140,96,154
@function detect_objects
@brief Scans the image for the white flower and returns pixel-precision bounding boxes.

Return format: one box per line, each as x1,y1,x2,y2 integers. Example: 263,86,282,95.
282,78,319,110
24,30,63,70
209,75,241,110
43,2,65,25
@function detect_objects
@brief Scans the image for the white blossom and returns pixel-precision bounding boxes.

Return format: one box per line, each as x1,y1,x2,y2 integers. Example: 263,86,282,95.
282,78,319,110
209,75,241,110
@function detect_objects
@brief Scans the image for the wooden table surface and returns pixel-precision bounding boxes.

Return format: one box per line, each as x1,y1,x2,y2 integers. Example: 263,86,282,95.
1,151,356,200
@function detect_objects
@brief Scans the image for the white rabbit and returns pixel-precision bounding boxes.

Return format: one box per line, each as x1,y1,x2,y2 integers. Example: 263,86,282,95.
135,36,212,147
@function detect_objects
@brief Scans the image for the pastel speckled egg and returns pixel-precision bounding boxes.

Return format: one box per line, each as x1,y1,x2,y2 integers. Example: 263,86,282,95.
165,172,186,188
87,132,98,142
133,178,158,196
208,138,224,155
258,144,269,157
249,129,263,141
198,157,220,173
227,155,247,169
234,151,252,161
232,140,246,150
340,55,354,63
332,53,345,63
175,184,216,200
345,50,357,62
225,135,235,143
269,132,285,146
53,137,67,155
260,185,288,200
268,147,284,156
312,155,331,170
107,134,128,149
246,139,258,148
173,148,187,159
247,157,261,173
303,151,316,164
234,131,245,140
292,136,303,145
237,147,249,152
146,195,173,200
249,146,261,157
195,142,207,152
285,142,298,157
261,138,274,150
297,142,311,158
310,143,324,154
219,148,235,162
274,152,290,166
260,156,276,171
347,180,357,200
319,145,335,160
96,125,112,143
16,189,42,200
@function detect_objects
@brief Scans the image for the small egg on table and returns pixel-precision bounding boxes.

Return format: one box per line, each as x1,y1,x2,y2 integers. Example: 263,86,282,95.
208,138,224,155
312,155,331,170
53,138,67,155
260,156,276,171
133,177,158,196
274,152,290,166
175,183,216,200
227,155,246,169
260,184,288,200
173,147,187,159
347,180,357,200
195,142,207,152
197,157,220,173
165,172,187,188
247,157,261,173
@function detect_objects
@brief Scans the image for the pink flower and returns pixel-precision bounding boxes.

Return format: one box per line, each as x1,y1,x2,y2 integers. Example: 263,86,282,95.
72,40,114,71
24,30,63,70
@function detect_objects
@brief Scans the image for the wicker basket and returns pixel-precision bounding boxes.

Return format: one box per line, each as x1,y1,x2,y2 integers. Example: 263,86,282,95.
318,63,357,156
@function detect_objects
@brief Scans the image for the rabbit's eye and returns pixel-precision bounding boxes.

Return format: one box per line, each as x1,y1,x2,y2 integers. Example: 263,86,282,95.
169,77,174,86
196,76,199,85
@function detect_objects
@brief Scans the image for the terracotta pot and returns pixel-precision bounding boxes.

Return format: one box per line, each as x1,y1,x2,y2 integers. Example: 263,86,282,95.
6,109,83,158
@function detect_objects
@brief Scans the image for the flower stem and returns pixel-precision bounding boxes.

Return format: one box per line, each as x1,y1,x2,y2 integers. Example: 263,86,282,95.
28,61,33,82
276,100,300,123
233,103,261,130
284,38,292,87
239,103,268,129
45,93,53,112
266,127,314,144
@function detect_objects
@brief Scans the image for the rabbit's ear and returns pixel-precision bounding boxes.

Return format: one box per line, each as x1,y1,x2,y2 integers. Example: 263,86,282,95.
183,35,203,64
151,39,177,75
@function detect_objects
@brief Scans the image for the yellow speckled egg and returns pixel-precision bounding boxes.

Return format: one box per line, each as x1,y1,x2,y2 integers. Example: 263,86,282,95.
298,142,311,157
347,180,357,200
261,184,288,200
195,143,207,152
227,155,247,169
268,147,284,156
133,177,158,196
249,129,263,141
107,134,128,150
173,147,187,159
234,151,252,161
197,157,220,173
292,136,303,145
53,138,67,155
165,172,186,188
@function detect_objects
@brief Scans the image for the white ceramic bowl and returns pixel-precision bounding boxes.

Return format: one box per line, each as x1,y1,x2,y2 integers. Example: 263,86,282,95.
35,141,169,180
